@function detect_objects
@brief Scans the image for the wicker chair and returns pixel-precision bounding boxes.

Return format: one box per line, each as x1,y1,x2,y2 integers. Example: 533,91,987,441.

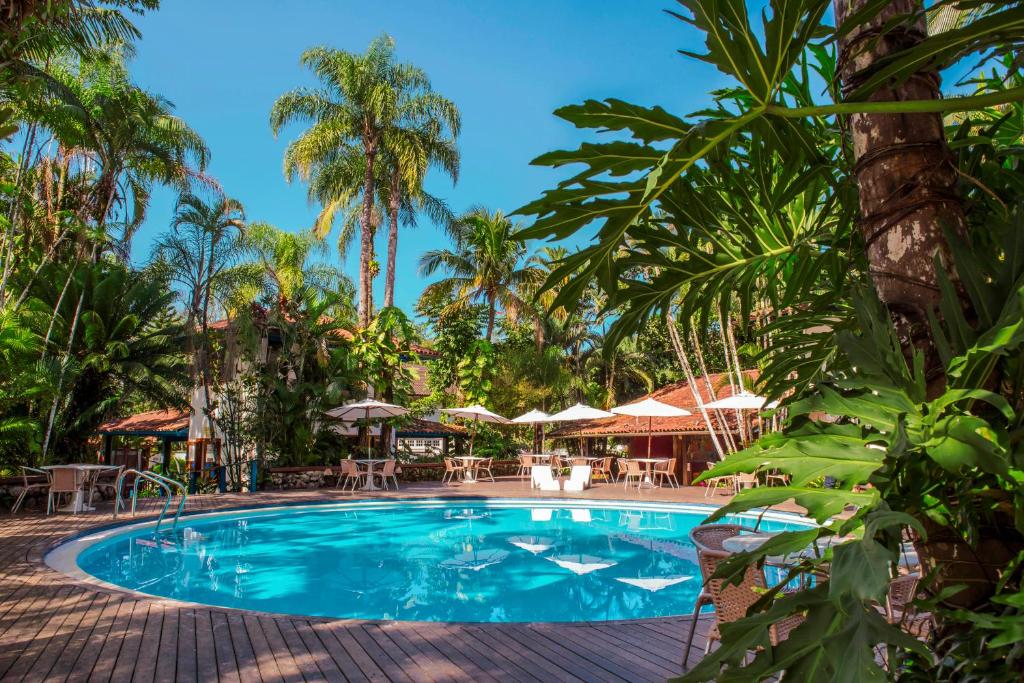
886,574,931,637
374,459,399,490
47,466,85,515
592,457,613,482
478,457,495,482
442,458,464,485
335,460,367,492
702,463,734,498
687,524,803,667
89,465,124,507
517,454,535,478
621,459,643,490
653,458,679,488
11,466,49,514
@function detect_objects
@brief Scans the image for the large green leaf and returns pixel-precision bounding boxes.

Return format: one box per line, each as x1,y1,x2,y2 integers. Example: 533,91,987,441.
704,485,878,524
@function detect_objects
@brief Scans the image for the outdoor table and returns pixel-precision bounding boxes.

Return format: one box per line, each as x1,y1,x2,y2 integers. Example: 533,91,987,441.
42,464,118,512
629,457,670,489
354,459,389,491
454,455,485,483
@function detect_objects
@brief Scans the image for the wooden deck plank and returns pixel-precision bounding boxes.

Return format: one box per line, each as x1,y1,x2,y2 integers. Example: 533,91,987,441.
0,485,750,682
210,611,241,683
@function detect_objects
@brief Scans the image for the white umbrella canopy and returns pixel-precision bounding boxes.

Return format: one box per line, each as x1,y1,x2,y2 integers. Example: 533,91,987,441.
548,403,615,422
611,397,692,458
548,403,615,457
611,397,691,418
441,405,510,457
511,409,552,423
704,391,774,411
511,409,553,453
327,400,409,457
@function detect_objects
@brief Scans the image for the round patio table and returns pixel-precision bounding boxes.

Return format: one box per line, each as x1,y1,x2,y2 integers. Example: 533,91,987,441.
42,464,119,512
354,459,390,491
629,457,670,489
453,455,485,483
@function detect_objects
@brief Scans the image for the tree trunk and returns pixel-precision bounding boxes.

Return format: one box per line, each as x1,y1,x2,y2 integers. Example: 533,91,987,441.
834,0,968,379
383,165,400,309
485,299,496,342
835,0,1020,617
358,136,378,328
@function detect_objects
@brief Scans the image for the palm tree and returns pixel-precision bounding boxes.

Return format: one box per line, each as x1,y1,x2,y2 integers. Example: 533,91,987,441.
153,192,246,435
271,35,449,328
419,207,543,342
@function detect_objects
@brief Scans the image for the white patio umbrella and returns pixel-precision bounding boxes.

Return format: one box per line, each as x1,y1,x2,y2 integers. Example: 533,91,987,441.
440,405,510,457
511,409,552,452
704,391,775,411
327,399,409,458
611,397,692,459
547,403,615,456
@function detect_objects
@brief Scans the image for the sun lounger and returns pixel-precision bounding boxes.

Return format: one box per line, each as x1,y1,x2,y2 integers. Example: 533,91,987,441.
563,465,592,492
531,465,560,491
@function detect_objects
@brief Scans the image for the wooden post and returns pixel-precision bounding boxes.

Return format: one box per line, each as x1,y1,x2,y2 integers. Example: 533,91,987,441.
102,434,113,464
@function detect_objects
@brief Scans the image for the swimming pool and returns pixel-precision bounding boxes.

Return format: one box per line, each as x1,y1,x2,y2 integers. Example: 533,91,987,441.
48,499,812,623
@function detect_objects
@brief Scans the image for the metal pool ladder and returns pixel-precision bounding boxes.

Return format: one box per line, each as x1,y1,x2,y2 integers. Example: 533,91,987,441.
113,469,188,534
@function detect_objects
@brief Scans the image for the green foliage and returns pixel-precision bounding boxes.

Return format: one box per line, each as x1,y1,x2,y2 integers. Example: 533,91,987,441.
455,338,495,407
350,306,420,404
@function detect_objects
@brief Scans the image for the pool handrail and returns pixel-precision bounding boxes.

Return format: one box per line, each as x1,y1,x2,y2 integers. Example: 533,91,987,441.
113,469,187,533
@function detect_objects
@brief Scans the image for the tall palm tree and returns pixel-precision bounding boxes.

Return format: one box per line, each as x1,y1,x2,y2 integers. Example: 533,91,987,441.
419,207,543,342
271,35,450,328
153,192,246,435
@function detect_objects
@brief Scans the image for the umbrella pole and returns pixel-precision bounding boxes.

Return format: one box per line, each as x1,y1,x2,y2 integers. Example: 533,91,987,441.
469,417,478,457
365,407,372,458
647,415,653,458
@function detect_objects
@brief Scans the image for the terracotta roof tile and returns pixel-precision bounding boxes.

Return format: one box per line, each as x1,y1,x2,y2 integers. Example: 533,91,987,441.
97,409,189,436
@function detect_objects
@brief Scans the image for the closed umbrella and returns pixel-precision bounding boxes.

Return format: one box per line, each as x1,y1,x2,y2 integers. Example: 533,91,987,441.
547,403,615,456
440,405,509,457
327,399,409,458
611,397,692,458
511,409,552,452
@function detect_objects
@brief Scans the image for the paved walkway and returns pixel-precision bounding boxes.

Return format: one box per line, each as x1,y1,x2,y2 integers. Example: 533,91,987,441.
0,480,770,682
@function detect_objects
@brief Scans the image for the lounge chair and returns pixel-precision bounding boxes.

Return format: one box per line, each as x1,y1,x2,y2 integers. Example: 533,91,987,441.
11,466,49,514
563,465,592,492
531,465,560,491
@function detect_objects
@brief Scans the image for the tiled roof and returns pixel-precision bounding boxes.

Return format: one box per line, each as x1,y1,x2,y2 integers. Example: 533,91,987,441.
547,371,758,437
97,409,189,436
397,418,466,437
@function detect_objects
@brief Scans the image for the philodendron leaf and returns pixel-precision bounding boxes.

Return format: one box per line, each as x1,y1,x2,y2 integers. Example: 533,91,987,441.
705,486,878,525
923,414,1010,476
710,528,824,586
829,538,893,602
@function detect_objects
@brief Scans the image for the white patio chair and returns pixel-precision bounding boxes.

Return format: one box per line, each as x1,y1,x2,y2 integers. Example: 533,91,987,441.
563,465,592,492
531,465,560,491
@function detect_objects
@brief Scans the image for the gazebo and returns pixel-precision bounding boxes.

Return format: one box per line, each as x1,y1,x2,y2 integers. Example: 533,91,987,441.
96,408,189,471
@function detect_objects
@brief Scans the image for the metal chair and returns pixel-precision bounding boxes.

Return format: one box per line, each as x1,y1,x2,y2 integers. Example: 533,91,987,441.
477,457,496,482
621,459,643,490
653,458,679,488
517,454,534,478
47,466,85,515
592,456,613,482
11,466,49,514
375,459,399,490
335,460,367,492
89,465,124,507
442,458,464,485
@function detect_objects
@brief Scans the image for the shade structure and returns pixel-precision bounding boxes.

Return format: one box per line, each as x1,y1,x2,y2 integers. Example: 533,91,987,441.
548,403,615,456
327,399,409,457
704,391,773,411
611,397,692,458
548,403,616,422
511,409,552,452
440,405,510,457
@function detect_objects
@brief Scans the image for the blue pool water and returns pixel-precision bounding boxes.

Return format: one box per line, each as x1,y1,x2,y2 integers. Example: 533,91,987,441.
70,499,809,623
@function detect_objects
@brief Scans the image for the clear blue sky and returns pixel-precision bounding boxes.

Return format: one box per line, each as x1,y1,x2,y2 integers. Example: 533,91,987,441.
128,0,729,316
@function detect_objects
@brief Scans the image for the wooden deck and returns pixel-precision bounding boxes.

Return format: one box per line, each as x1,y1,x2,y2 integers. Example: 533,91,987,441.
0,481,752,682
